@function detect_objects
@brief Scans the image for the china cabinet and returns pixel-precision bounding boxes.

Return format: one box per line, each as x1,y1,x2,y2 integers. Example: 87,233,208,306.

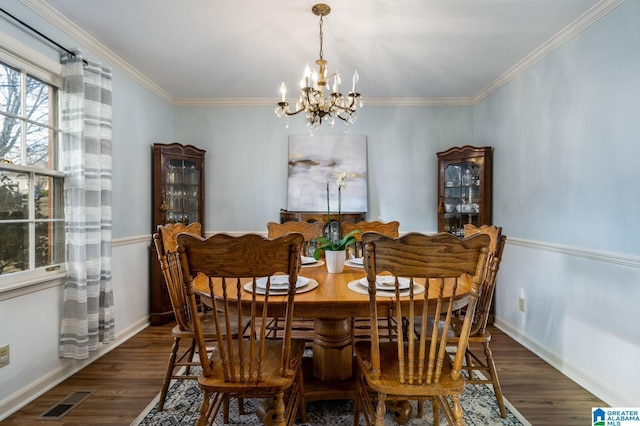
150,143,205,325
437,146,492,236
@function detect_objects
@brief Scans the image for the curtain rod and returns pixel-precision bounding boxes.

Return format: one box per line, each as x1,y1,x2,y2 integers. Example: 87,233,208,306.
0,7,88,66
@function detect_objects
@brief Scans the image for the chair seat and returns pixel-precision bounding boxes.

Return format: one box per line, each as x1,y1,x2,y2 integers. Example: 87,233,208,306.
421,313,493,344
468,330,491,344
198,339,306,394
173,311,245,338
354,341,465,397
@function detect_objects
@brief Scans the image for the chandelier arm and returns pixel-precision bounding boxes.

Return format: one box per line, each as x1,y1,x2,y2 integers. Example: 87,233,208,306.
284,108,307,117
333,95,360,111
277,102,305,116
325,71,338,81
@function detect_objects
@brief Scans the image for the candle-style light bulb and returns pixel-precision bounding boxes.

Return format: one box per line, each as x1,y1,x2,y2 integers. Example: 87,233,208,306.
303,64,311,88
352,70,359,93
280,82,286,102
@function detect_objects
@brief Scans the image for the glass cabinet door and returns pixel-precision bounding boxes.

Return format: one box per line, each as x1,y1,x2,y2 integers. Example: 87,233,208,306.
152,143,205,230
164,159,200,225
437,146,492,235
442,161,482,236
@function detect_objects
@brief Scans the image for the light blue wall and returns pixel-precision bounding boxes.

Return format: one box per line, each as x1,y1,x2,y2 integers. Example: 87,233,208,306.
473,0,640,406
173,105,473,234
110,68,173,238
474,0,640,255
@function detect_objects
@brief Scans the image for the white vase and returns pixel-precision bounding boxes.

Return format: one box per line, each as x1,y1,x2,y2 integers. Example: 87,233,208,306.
325,250,346,273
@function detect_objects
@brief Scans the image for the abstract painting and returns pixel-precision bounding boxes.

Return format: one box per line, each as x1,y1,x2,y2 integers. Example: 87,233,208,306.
287,134,368,212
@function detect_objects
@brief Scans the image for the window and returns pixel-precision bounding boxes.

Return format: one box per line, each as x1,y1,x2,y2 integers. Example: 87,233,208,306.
0,56,64,285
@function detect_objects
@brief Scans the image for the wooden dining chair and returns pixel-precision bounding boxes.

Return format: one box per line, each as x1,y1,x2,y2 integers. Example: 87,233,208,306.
341,220,400,258
153,223,249,420
177,232,307,426
354,232,491,426
410,225,507,420
342,220,400,343
267,221,325,257
458,224,507,418
266,221,325,342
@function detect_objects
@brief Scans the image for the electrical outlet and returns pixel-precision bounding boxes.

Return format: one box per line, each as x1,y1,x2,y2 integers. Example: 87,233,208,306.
0,344,9,368
518,297,526,312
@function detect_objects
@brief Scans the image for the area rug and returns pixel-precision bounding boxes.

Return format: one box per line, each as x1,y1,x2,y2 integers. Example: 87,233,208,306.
131,368,530,426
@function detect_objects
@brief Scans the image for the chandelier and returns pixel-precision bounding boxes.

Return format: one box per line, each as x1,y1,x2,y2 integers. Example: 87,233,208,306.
275,4,363,130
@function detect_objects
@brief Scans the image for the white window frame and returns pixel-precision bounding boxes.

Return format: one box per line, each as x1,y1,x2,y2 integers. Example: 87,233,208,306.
0,30,66,296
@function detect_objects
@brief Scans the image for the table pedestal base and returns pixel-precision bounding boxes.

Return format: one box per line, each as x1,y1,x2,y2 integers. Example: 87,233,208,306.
313,317,353,381
302,357,356,401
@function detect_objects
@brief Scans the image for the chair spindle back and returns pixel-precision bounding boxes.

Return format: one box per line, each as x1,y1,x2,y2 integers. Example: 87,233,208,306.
267,221,325,257
463,224,506,336
341,221,400,258
362,232,491,384
177,233,304,382
154,222,202,329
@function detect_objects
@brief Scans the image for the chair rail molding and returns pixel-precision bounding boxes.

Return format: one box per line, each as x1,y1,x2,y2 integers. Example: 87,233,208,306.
506,237,640,269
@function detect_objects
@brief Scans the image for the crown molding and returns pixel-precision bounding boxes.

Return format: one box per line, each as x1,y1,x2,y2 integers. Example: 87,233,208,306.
22,0,624,108
365,98,475,107
473,0,625,103
173,98,279,107
173,97,476,108
19,0,174,104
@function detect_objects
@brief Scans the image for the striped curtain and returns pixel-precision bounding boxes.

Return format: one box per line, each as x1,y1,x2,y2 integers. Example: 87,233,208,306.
59,50,114,360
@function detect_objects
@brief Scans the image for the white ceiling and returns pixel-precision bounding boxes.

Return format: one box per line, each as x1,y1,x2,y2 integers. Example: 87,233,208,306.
30,0,611,101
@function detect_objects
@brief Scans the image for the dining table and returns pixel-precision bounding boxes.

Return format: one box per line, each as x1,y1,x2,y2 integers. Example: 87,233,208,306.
195,257,472,403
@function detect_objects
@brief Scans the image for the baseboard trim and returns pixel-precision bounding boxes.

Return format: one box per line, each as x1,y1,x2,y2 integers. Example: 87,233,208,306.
0,317,150,421
494,318,638,407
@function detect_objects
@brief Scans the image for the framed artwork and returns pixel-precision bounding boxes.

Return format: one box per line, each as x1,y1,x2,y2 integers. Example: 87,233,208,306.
287,134,368,212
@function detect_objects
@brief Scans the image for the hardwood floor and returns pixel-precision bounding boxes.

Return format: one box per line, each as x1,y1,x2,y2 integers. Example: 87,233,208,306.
1,323,604,425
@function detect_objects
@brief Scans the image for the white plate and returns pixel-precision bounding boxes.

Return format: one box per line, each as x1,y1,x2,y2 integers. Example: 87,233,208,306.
256,275,309,290
350,257,364,265
348,280,424,297
359,276,410,291
301,256,317,265
345,260,364,269
302,259,324,268
245,279,319,295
